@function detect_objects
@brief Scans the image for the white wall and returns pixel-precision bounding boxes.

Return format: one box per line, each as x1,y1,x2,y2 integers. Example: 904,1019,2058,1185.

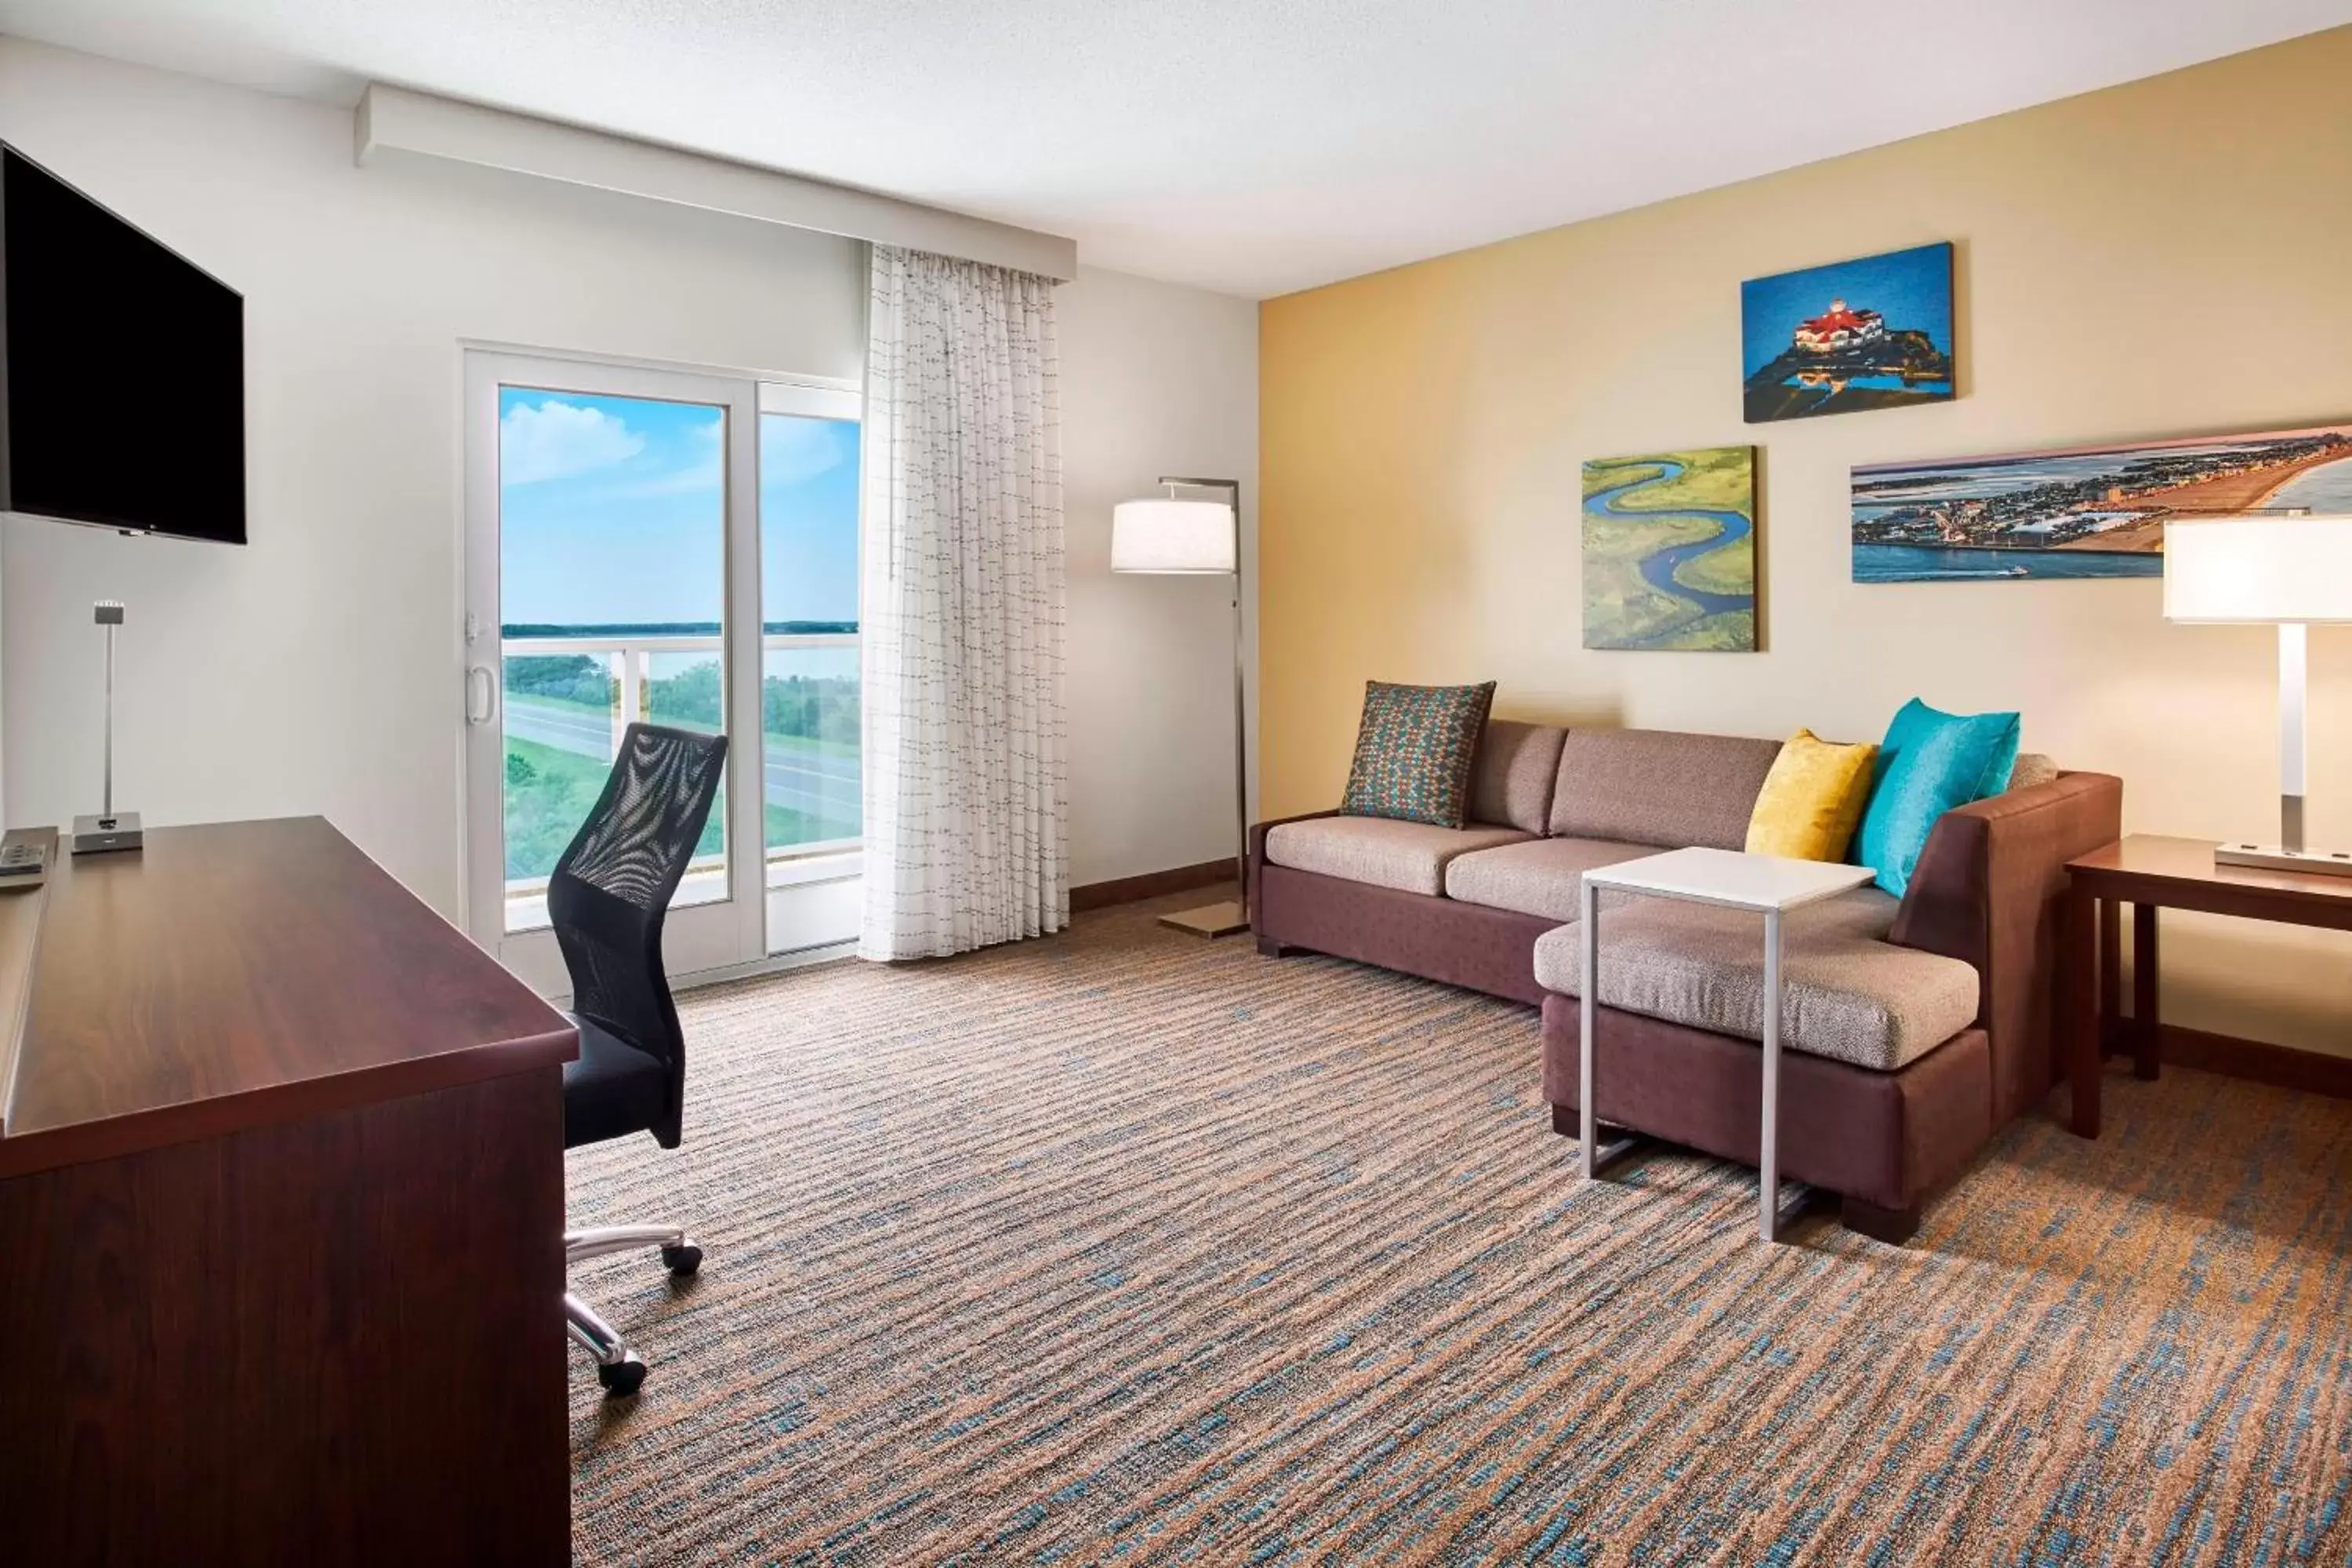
0,40,1260,913
0,38,864,914
1058,267,1260,887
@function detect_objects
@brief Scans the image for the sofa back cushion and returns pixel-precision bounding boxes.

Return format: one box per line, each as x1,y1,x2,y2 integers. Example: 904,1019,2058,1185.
2009,753,2058,792
1548,728,1784,849
1469,720,1570,833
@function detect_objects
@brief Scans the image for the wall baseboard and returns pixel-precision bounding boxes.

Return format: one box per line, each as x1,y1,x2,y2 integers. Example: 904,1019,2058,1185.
2159,1023,2352,1098
1071,858,1239,913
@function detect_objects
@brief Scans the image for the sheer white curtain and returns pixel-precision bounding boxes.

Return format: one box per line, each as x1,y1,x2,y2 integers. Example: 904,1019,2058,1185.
859,245,1068,960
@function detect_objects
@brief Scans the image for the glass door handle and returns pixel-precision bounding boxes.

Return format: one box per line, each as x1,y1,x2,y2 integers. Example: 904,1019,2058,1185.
466,665,499,725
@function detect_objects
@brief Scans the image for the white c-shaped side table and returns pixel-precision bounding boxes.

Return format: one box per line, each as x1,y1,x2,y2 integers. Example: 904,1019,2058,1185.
1577,847,1878,1243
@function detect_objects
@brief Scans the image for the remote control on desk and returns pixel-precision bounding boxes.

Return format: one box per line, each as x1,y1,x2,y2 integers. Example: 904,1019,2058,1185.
0,831,49,888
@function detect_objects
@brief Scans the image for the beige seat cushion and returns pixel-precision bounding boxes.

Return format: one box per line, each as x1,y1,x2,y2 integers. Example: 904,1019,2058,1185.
1265,816,1532,897
1443,837,1658,923
1530,887,1978,1071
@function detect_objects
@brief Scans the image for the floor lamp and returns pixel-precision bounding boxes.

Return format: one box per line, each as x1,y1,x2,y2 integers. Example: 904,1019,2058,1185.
1112,477,1250,937
2164,512,2352,876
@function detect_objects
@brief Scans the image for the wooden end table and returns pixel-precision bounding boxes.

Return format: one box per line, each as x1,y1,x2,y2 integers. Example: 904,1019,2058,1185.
2062,833,2352,1137
1578,847,1877,1243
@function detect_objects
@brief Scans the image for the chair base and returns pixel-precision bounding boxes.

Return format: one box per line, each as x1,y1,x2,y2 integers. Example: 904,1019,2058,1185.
564,1223,701,1397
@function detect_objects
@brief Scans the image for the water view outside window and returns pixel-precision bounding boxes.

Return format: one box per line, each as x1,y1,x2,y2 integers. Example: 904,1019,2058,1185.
758,412,862,858
495,388,862,929
498,389,731,925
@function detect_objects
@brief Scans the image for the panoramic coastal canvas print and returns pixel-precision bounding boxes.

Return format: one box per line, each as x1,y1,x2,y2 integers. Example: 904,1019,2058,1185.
1582,446,1757,651
1851,422,2352,583
1742,242,1955,423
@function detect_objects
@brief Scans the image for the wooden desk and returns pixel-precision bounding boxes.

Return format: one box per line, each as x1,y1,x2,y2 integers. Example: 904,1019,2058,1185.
0,818,578,1565
2062,833,2352,1138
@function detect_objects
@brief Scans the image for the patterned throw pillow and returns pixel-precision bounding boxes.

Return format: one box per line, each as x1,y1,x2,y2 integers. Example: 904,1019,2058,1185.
1340,681,1499,829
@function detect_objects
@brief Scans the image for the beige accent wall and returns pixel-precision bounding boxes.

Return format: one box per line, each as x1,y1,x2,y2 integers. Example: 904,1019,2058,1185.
1259,26,2352,1056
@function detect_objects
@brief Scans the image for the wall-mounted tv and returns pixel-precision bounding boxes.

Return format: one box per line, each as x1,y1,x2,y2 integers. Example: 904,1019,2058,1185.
0,143,246,545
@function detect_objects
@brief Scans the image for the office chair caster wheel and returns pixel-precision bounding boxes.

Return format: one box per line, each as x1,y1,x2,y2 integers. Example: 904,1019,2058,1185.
597,1352,647,1396
662,1241,702,1276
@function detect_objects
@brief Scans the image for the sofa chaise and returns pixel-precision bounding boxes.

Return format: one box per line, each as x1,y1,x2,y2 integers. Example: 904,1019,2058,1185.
1248,722,2122,1243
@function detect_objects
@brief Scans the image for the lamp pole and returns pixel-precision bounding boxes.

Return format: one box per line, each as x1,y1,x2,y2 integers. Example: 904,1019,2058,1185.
2280,619,2307,855
73,600,144,854
102,605,118,823
1155,475,1250,925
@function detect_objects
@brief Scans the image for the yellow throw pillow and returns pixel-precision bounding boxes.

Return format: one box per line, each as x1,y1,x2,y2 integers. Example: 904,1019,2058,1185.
1745,730,1878,862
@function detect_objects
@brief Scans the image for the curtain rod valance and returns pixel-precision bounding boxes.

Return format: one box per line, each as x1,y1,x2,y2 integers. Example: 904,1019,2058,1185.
355,84,1078,282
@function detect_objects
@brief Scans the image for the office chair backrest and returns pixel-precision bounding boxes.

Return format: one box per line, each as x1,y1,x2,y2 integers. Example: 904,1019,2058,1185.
547,723,729,1134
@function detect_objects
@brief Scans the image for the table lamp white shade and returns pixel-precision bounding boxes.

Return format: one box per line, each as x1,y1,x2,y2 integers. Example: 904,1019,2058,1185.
2161,514,2352,873
1111,499,1236,574
2162,516,2352,623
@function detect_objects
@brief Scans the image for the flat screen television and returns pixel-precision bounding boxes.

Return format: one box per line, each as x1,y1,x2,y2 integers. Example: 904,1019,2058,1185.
0,143,245,545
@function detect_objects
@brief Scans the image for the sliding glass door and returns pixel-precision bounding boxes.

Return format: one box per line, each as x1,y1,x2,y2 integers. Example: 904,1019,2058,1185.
756,383,865,953
463,353,863,993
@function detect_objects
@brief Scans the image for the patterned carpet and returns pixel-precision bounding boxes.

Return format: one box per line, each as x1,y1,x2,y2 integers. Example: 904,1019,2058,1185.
566,892,2352,1566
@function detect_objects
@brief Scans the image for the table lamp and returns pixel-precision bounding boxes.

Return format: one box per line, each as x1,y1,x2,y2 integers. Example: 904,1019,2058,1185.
73,599,143,855
2163,514,2352,876
1111,477,1249,936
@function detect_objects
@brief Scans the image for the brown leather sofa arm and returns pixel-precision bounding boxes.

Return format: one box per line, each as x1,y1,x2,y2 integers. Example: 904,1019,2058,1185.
1888,771,2123,1121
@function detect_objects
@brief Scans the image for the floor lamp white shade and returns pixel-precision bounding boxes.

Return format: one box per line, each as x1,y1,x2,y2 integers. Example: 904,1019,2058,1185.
2164,515,2352,873
1111,499,1236,574
1110,481,1250,936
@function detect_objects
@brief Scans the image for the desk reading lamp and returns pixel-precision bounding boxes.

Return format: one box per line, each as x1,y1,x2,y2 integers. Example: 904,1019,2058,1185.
73,599,142,855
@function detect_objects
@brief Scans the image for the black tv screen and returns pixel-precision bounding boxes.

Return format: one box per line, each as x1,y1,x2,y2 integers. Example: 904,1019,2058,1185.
0,143,245,544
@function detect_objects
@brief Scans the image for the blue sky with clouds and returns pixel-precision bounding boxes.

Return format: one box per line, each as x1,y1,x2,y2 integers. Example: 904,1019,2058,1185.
498,388,859,628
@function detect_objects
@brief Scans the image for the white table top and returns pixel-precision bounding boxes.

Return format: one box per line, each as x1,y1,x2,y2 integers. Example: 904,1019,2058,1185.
1581,846,1877,913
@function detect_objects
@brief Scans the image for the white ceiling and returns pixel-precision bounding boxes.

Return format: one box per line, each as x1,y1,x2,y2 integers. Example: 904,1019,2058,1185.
4,0,2349,298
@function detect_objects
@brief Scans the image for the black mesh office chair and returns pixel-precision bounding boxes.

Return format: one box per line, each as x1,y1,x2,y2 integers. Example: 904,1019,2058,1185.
553,721,728,1396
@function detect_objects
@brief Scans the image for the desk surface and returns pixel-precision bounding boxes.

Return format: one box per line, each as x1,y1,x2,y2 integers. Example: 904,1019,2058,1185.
0,816,575,1179
2066,833,2352,931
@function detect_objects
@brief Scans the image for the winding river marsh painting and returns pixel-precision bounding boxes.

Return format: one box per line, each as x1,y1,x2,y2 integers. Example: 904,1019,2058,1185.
1851,422,2352,582
1582,447,1757,651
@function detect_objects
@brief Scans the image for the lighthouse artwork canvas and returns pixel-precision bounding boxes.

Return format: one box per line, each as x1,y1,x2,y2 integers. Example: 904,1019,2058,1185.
1741,242,1955,423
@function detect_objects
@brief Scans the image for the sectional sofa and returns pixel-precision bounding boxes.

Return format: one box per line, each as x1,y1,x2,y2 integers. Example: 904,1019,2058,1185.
1247,721,2122,1243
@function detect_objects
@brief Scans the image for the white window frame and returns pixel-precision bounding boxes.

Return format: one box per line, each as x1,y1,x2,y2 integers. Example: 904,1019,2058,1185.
461,352,766,991
755,377,867,952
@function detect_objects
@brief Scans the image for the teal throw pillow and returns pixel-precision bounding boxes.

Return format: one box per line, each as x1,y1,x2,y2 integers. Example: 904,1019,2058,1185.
1856,699,2022,898
1340,680,1498,829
